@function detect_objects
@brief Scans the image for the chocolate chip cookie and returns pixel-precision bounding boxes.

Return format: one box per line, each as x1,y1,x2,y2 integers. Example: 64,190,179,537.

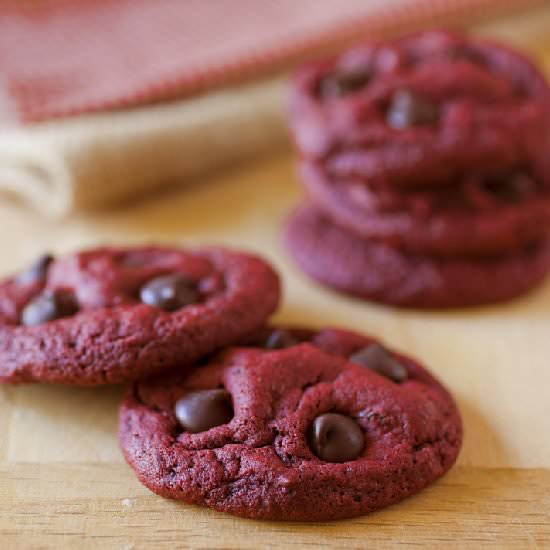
300,160,550,258
290,30,550,188
0,246,280,384
284,203,550,308
119,327,462,520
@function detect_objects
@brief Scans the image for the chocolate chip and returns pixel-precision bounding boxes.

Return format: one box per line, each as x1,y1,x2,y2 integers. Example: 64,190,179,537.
319,68,372,98
175,389,233,433
17,253,54,284
139,274,198,311
386,89,439,129
307,413,364,462
349,344,408,383
483,173,536,202
448,46,486,66
508,174,537,199
264,329,299,350
120,254,146,268
20,289,78,326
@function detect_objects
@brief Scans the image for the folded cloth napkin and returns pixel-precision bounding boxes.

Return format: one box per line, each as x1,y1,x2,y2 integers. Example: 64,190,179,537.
0,0,545,216
0,80,286,216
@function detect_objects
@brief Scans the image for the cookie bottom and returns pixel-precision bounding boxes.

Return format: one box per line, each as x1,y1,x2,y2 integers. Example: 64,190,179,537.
284,203,550,308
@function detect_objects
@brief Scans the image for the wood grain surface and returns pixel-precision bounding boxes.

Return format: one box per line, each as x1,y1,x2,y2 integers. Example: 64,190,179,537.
2,6,550,549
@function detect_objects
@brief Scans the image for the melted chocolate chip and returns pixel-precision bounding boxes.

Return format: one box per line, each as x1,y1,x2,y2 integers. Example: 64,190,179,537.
140,274,198,311
175,389,233,433
119,254,146,268
17,253,54,284
507,174,537,199
319,68,372,98
349,344,408,383
20,289,78,326
386,89,439,129
307,413,364,462
448,46,486,66
483,173,536,202
264,329,299,350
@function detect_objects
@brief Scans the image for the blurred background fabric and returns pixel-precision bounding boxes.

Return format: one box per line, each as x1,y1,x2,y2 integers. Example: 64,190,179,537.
0,0,547,216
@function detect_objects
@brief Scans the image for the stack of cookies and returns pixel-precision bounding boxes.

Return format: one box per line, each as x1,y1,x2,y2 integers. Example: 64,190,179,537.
0,245,462,520
285,31,550,308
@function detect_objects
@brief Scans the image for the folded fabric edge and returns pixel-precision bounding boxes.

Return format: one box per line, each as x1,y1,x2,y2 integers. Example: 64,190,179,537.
0,79,288,217
0,137,73,217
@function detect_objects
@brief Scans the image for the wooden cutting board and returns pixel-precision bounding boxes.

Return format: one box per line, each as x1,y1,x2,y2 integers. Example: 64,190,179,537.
2,8,550,549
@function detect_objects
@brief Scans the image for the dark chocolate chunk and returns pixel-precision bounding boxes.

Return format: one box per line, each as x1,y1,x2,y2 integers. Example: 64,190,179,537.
21,289,78,326
349,344,408,383
308,413,364,462
320,68,372,98
484,173,537,202
175,389,233,433
387,89,439,129
448,46,486,65
17,253,54,284
119,253,147,268
140,274,198,311
264,329,299,350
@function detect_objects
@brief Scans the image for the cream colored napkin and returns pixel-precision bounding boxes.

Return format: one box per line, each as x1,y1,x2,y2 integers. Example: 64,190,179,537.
0,79,288,217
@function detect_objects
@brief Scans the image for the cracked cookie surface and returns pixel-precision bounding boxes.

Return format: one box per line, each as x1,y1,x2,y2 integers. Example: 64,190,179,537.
119,327,462,521
0,246,280,385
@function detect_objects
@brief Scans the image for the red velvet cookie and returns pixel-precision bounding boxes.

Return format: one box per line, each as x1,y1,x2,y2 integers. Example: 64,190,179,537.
300,160,550,258
0,246,280,384
119,327,462,521
284,203,550,308
290,30,550,188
